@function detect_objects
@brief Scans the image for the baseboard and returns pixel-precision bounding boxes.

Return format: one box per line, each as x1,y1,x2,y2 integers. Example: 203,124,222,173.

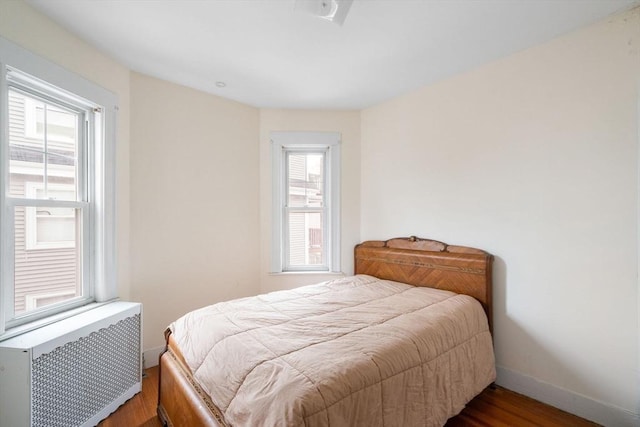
142,345,165,369
496,365,639,427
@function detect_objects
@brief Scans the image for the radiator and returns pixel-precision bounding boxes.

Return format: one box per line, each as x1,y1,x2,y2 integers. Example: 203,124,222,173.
0,301,142,427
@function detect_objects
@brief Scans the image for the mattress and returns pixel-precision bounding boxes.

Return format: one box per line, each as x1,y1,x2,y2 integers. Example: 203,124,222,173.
169,274,496,427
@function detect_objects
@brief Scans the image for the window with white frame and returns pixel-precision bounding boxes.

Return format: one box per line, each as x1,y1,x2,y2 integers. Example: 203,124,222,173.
0,37,117,335
271,132,340,273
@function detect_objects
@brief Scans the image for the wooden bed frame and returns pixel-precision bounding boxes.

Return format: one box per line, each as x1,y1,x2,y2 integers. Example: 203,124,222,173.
157,236,493,427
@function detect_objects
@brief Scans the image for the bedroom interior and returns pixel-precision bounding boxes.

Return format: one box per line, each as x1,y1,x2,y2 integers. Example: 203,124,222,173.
0,0,638,426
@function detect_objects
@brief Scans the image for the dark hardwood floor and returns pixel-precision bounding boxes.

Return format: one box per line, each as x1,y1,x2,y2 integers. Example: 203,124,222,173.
98,367,163,427
99,366,599,426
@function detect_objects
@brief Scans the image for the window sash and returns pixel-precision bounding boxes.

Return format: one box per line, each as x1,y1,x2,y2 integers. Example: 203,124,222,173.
285,150,326,209
283,207,328,271
3,202,92,329
7,84,88,204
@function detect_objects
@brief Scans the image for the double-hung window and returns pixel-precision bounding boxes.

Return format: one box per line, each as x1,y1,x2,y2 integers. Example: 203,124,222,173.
271,132,340,273
0,37,117,336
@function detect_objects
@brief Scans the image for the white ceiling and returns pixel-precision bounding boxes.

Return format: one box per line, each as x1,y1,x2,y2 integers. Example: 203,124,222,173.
28,0,639,110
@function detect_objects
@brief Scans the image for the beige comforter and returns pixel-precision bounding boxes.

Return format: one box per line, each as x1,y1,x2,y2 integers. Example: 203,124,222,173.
170,275,495,427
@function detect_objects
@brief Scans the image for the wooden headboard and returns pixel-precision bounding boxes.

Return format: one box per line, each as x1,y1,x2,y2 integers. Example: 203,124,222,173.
355,236,493,330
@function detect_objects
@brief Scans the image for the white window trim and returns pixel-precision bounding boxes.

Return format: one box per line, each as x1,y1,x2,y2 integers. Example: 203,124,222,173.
271,131,341,273
0,36,118,337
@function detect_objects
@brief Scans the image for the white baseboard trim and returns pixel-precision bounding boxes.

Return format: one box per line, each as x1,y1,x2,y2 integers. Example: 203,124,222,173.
142,345,165,369
496,365,639,427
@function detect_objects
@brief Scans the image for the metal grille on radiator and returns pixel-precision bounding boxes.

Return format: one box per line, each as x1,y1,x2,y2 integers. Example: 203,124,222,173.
31,314,141,427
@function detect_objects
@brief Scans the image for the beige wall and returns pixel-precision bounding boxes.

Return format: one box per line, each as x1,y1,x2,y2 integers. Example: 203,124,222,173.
130,72,260,349
258,109,361,293
0,0,132,301
361,8,639,417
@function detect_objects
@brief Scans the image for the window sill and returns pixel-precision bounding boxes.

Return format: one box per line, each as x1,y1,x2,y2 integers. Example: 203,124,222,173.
0,300,116,343
269,271,345,276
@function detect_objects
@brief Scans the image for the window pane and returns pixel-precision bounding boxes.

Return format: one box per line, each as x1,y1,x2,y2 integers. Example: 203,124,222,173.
288,211,324,266
8,89,79,201
14,206,82,315
8,91,44,195
287,152,324,208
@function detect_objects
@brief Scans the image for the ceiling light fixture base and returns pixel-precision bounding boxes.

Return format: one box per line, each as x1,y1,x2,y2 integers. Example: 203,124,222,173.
294,0,354,26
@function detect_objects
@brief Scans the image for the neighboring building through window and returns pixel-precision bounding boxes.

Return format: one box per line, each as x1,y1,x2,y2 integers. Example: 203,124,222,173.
0,37,117,335
24,182,76,250
271,132,340,273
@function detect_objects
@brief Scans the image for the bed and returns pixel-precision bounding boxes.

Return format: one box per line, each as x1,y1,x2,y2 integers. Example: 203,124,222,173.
157,236,495,427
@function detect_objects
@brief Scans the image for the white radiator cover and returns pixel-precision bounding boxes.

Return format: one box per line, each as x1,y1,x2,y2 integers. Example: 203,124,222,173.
0,301,142,427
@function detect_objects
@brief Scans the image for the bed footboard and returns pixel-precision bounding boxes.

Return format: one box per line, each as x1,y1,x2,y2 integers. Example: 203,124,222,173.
157,330,227,427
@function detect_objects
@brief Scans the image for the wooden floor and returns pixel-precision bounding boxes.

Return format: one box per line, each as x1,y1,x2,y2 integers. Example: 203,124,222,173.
99,366,599,427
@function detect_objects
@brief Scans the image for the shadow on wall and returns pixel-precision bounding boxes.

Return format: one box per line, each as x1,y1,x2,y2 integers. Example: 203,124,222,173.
492,255,603,407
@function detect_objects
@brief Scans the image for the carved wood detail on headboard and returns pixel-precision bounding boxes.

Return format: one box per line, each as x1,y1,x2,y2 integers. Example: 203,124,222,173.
355,236,493,330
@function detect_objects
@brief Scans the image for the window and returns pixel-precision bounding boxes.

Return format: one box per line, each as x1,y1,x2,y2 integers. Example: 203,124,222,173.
271,132,340,272
0,37,117,335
